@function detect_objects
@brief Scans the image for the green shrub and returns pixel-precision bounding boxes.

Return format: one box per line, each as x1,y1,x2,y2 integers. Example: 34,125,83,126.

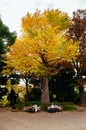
15,102,24,110
41,102,52,111
25,101,41,106
62,104,77,111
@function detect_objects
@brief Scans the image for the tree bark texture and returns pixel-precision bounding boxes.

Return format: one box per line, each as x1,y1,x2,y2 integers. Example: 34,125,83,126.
79,86,85,105
41,76,50,103
25,78,29,103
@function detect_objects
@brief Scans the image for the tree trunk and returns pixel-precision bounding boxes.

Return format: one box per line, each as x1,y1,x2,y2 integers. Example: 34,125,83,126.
41,76,50,103
79,86,85,105
25,78,29,103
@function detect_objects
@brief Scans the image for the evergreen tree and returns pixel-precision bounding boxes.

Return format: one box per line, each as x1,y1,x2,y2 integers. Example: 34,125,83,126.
0,18,16,85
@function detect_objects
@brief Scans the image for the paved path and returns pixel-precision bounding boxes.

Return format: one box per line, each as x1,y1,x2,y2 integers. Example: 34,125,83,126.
0,109,86,130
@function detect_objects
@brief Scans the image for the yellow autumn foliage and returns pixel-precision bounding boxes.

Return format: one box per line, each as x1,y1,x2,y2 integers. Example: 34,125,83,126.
4,9,79,76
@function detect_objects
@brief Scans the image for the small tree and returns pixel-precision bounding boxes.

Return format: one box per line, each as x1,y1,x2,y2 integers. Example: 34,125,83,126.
68,9,86,105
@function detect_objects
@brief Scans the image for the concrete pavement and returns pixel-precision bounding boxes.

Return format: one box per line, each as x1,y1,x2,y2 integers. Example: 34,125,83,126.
0,108,86,130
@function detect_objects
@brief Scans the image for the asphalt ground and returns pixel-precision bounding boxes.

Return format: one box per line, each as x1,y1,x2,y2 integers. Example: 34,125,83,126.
0,108,86,130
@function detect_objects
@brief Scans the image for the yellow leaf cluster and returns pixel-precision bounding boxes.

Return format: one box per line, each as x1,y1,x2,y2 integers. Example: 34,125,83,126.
5,9,79,76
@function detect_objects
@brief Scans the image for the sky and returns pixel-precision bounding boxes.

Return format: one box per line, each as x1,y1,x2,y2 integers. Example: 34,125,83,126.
0,0,86,36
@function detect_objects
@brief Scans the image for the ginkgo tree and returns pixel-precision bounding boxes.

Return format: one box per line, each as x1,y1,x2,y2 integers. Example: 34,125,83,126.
4,9,79,103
